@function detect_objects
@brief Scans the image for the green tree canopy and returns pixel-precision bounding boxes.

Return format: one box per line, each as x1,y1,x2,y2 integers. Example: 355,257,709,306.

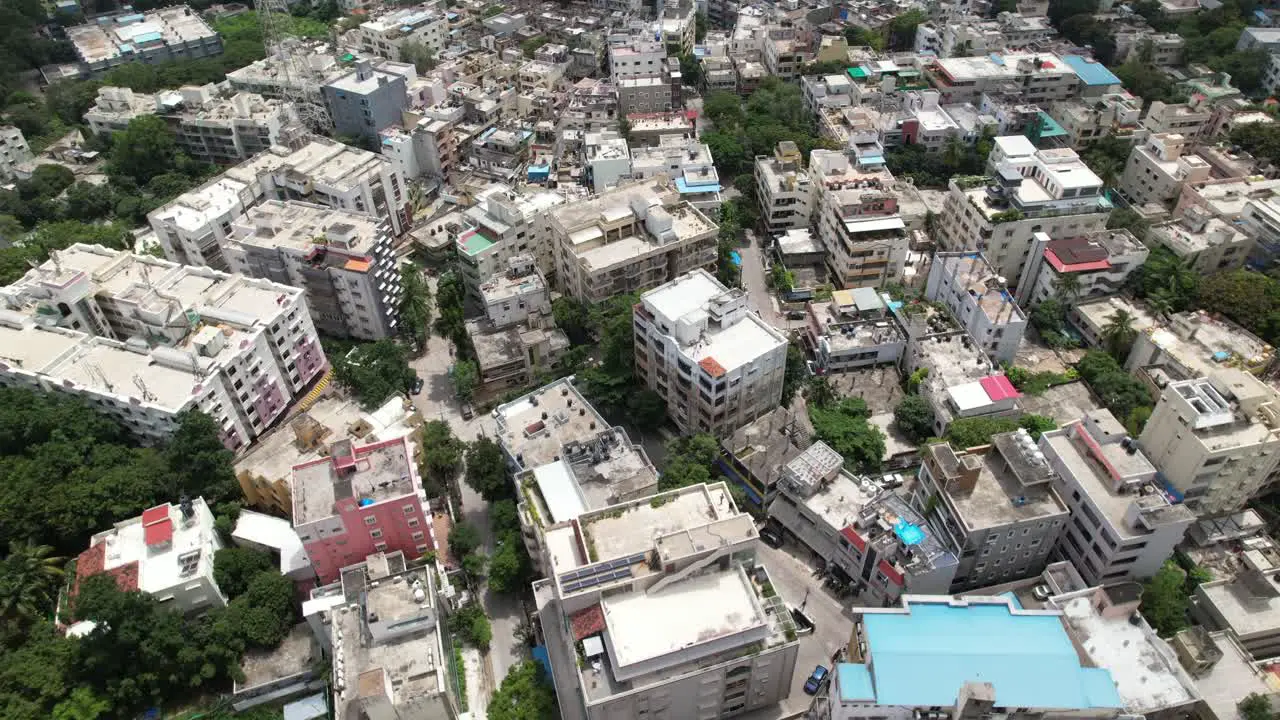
213,547,276,599
944,415,1057,448
488,661,559,720
811,397,885,473
1140,561,1189,636
464,438,511,502
334,340,416,408
107,116,177,185
894,394,936,443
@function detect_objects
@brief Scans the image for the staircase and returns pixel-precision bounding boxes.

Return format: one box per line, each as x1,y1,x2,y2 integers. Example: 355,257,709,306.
297,367,334,412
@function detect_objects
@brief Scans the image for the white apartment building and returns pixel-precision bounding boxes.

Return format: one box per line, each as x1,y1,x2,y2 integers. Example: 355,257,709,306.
1195,533,1280,661
1143,99,1213,137
1119,133,1212,209
224,201,401,341
479,255,550,329
586,130,632,193
381,103,465,181
1040,412,1194,586
1148,208,1254,275
0,244,326,450
345,6,449,60
1016,229,1149,307
608,38,667,80
925,252,1027,364
628,137,722,215
72,497,226,615
150,137,408,269
85,85,299,165
810,150,908,289
533,482,800,720
939,143,1110,284
635,270,787,436
66,6,223,77
1139,372,1280,516
912,431,1069,591
0,125,32,181
806,288,906,372
1048,91,1143,149
550,178,718,304
456,182,566,300
755,141,813,236
926,52,1081,106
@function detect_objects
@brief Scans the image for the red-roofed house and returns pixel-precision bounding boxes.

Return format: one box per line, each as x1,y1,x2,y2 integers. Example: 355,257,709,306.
72,497,227,615
1017,230,1149,308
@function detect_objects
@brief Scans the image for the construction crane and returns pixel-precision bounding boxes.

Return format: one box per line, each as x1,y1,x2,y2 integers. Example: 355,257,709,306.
255,0,332,133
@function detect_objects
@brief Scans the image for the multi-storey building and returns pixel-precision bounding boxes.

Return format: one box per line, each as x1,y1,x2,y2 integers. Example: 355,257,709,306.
1147,208,1255,275
925,252,1027,365
924,52,1081,106
561,78,619,133
634,269,787,436
1139,371,1280,516
607,37,667,81
322,62,409,143
0,244,325,449
814,596,1123,720
1119,133,1212,210
769,442,959,607
1016,229,1148,307
1143,99,1213,137
809,149,907,289
466,262,569,400
224,201,401,341
806,288,906,372
72,497,226,615
1194,533,1280,661
1117,30,1185,66
585,130,631,193
66,6,223,77
469,125,533,182
911,431,1069,591
291,435,432,584
380,107,463,181
533,481,800,720
550,178,717,303
85,85,298,165
938,144,1110,284
345,5,449,60
1040,411,1194,586
755,141,813,236
628,137,722,215
150,137,408,269
0,125,32,181
456,182,565,299
1047,91,1142,149
225,42,336,105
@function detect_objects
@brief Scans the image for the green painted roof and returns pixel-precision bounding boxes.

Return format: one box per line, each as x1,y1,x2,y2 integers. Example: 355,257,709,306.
459,230,495,256
848,66,869,79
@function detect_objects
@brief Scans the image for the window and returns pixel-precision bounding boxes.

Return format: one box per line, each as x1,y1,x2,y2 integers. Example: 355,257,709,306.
364,516,377,526
412,531,425,541
375,542,388,552
407,518,420,528
403,504,416,515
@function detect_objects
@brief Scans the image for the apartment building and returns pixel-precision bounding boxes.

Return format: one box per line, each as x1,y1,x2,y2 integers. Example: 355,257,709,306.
938,144,1110,284
150,137,408,269
755,141,814,236
1016,230,1148,308
1139,371,1280,516
925,52,1081,106
225,42,336,105
0,126,32,181
911,432,1069,591
0,244,325,450
72,497,226,615
291,435,432,584
470,125,534,182
346,5,449,59
1147,209,1255,275
809,150,908,289
628,137,723,215
1195,533,1280,661
814,596,1123,720
925,252,1027,364
1143,99,1213,137
67,6,223,77
314,551,453,718
586,130,631,193
550,178,717,303
769,442,959,607
1040,412,1194,586
456,182,565,299
1119,133,1212,209
561,78,619,134
85,85,299,165
1117,30,1186,66
806,288,906,372
381,106,464,181
224,201,401,341
1047,91,1142,149
466,265,569,399
635,270,786,436
533,481,799,720
764,36,807,81
322,62,409,143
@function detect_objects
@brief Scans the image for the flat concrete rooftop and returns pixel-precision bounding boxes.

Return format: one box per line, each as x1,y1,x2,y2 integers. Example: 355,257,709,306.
291,437,417,525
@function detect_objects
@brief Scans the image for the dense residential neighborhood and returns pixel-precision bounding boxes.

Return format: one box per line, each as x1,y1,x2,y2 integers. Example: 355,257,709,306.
9,0,1280,718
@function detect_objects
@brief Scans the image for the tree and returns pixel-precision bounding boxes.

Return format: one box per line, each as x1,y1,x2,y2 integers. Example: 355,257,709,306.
334,339,416,408
660,434,722,491
212,547,275,599
1101,309,1138,361
1238,694,1274,720
490,499,521,537
62,182,115,222
1052,273,1083,303
453,359,479,401
894,395,935,443
399,263,433,351
945,415,1057,448
551,297,592,344
1076,351,1155,430
167,409,238,500
0,540,64,629
626,389,667,431
448,522,482,560
1141,561,1189,636
51,687,111,720
420,420,464,489
487,537,530,594
1198,270,1280,345
464,438,511,502
811,398,885,473
225,570,296,648
807,375,837,408
488,661,559,720
781,344,806,406
399,40,436,73
695,11,708,42
107,116,176,185
678,53,703,88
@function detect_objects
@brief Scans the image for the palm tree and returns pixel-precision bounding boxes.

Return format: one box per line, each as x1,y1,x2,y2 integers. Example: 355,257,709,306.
1102,309,1138,361
1052,273,1083,303
943,137,965,170
0,540,66,628
1093,156,1122,190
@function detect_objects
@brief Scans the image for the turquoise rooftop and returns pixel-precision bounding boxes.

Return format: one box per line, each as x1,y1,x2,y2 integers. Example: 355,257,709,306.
839,598,1123,710
1062,56,1122,87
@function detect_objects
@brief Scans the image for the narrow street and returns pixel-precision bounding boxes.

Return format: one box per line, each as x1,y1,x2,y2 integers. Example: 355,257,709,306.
739,240,784,329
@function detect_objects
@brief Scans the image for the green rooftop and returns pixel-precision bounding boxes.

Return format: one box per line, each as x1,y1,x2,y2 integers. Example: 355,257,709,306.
848,66,869,79
459,230,495,257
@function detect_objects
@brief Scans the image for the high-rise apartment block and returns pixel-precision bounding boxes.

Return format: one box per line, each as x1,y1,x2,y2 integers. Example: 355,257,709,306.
225,201,402,341
345,5,449,59
755,141,813,236
0,244,325,449
635,270,787,436
925,252,1027,365
322,61,409,143
810,149,907,289
1119,133,1212,209
456,183,566,301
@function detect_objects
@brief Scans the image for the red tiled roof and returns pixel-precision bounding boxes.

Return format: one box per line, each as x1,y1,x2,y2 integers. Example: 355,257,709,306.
840,526,867,552
1044,249,1110,273
698,356,727,378
72,544,139,599
570,603,606,641
979,375,1021,402
144,518,173,546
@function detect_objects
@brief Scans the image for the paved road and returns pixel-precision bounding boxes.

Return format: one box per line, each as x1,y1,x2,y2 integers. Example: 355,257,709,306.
740,241,784,329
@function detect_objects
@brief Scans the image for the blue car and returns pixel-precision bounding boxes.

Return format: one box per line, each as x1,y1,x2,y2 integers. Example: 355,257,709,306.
803,665,828,694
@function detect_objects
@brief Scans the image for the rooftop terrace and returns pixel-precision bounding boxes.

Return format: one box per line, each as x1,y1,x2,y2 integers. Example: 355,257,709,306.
928,435,1067,531
291,437,417,525
494,378,610,472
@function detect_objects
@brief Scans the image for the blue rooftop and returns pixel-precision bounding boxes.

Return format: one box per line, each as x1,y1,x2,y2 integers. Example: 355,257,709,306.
844,598,1123,710
1062,56,1122,87
675,177,721,194
838,664,876,702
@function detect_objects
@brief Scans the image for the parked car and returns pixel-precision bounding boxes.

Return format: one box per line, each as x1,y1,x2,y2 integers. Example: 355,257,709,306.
759,526,784,548
1032,584,1053,601
410,376,424,395
460,402,475,420
804,665,829,694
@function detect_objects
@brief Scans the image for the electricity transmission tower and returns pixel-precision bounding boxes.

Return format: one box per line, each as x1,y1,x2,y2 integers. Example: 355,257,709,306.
255,0,332,133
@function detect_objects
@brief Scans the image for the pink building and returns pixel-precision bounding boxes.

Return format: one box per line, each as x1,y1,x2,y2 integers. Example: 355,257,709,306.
291,436,433,583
